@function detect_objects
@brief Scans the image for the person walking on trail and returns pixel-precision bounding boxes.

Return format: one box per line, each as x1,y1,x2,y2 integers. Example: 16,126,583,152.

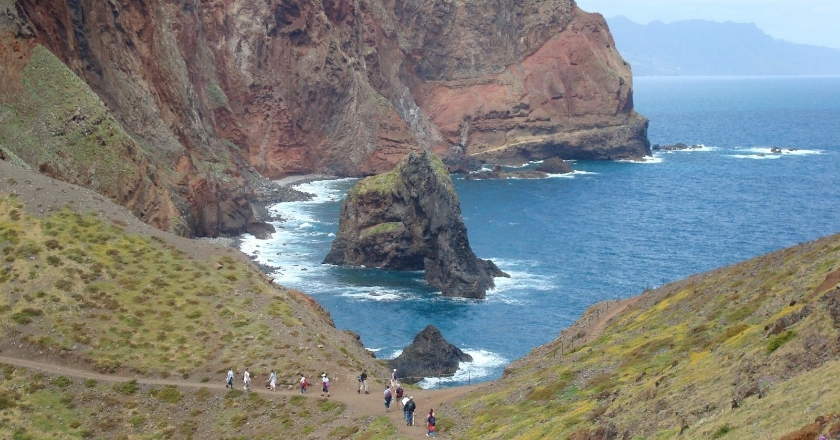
426,408,436,437
299,375,308,394
358,370,368,394
404,396,416,426
268,370,277,391
396,386,404,407
321,373,331,397
243,368,251,391
226,368,234,389
391,368,399,388
383,386,393,411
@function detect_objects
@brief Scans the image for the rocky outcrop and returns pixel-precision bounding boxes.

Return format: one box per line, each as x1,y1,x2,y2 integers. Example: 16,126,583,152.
3,0,649,236
466,165,549,180
387,325,473,384
536,157,574,174
467,158,573,180
323,151,508,298
651,143,703,151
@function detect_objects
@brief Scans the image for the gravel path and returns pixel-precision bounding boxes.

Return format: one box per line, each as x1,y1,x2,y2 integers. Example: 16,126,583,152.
0,353,476,438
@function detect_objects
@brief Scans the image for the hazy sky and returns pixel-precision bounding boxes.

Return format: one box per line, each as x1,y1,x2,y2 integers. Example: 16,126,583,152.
577,0,840,49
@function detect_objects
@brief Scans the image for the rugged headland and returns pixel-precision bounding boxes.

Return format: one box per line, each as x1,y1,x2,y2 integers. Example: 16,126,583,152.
1,0,648,237
323,150,507,299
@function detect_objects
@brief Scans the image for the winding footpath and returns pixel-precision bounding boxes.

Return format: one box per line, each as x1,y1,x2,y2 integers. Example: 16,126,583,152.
0,354,473,438
0,297,636,438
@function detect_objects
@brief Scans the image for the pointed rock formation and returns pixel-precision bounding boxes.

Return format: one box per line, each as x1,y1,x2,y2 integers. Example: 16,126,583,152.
323,151,507,298
388,325,473,384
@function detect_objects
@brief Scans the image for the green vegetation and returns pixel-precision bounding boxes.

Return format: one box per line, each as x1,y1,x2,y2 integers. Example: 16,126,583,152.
361,222,402,238
150,386,183,403
0,191,384,438
113,379,139,395
207,83,231,110
349,416,409,440
0,45,136,196
349,168,399,200
766,330,796,353
450,233,840,439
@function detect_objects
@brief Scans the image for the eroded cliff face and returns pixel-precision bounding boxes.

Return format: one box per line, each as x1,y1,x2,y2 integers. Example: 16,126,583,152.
1,0,648,236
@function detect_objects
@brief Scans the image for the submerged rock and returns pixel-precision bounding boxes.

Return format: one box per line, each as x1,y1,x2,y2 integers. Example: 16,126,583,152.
651,143,703,151
388,325,473,384
323,151,508,299
535,157,574,174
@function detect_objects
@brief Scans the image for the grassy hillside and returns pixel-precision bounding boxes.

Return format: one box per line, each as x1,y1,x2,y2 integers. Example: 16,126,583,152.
446,234,840,439
0,161,395,439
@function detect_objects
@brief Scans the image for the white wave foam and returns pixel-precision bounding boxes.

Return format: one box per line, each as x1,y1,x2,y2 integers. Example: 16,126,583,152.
655,144,718,153
618,155,663,164
742,147,822,156
415,349,508,389
546,169,598,178
729,154,782,160
340,288,407,302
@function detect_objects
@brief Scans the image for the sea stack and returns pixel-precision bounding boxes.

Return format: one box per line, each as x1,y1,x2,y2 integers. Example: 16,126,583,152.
323,151,508,299
388,325,473,384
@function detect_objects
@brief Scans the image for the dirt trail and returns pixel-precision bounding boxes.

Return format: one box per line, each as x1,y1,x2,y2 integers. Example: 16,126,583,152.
0,354,474,438
580,296,639,345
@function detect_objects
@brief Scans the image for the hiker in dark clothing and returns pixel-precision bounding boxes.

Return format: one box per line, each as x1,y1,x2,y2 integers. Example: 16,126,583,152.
358,370,368,394
404,396,416,425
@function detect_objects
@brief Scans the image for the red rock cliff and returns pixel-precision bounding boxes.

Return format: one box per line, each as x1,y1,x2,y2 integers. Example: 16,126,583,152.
1,0,648,236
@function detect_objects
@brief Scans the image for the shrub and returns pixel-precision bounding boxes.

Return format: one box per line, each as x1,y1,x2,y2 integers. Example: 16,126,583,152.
11,308,43,324
151,386,183,403
51,375,73,388
767,330,796,353
113,379,139,395
712,424,731,438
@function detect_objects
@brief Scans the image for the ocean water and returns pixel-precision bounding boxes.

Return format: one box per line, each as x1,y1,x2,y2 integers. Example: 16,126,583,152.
241,76,840,387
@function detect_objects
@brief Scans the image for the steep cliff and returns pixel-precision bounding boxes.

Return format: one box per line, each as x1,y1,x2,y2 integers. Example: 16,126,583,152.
2,0,648,236
323,151,507,299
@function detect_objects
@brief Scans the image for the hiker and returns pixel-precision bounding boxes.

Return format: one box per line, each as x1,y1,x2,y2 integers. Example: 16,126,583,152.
226,367,234,389
403,396,416,426
299,375,308,394
426,408,436,437
243,368,251,391
321,373,330,397
384,386,393,411
396,386,404,407
391,368,399,388
268,370,277,391
358,369,368,394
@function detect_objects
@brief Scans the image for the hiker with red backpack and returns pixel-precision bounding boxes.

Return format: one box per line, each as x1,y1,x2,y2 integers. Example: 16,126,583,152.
426,408,436,437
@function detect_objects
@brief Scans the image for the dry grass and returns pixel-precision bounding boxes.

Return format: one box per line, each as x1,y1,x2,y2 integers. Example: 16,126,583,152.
446,233,840,439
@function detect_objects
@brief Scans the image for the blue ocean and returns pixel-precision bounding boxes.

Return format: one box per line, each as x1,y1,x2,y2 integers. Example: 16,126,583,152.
241,76,840,387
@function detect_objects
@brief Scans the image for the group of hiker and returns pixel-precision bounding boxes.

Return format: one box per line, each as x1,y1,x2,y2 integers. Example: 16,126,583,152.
383,368,436,437
224,367,436,436
224,367,328,395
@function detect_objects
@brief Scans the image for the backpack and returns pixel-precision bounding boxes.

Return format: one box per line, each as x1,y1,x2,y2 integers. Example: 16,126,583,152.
428,416,436,426
357,375,362,382
384,389,392,399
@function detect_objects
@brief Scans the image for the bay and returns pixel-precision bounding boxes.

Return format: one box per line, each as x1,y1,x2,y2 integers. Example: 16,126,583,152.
241,76,840,387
